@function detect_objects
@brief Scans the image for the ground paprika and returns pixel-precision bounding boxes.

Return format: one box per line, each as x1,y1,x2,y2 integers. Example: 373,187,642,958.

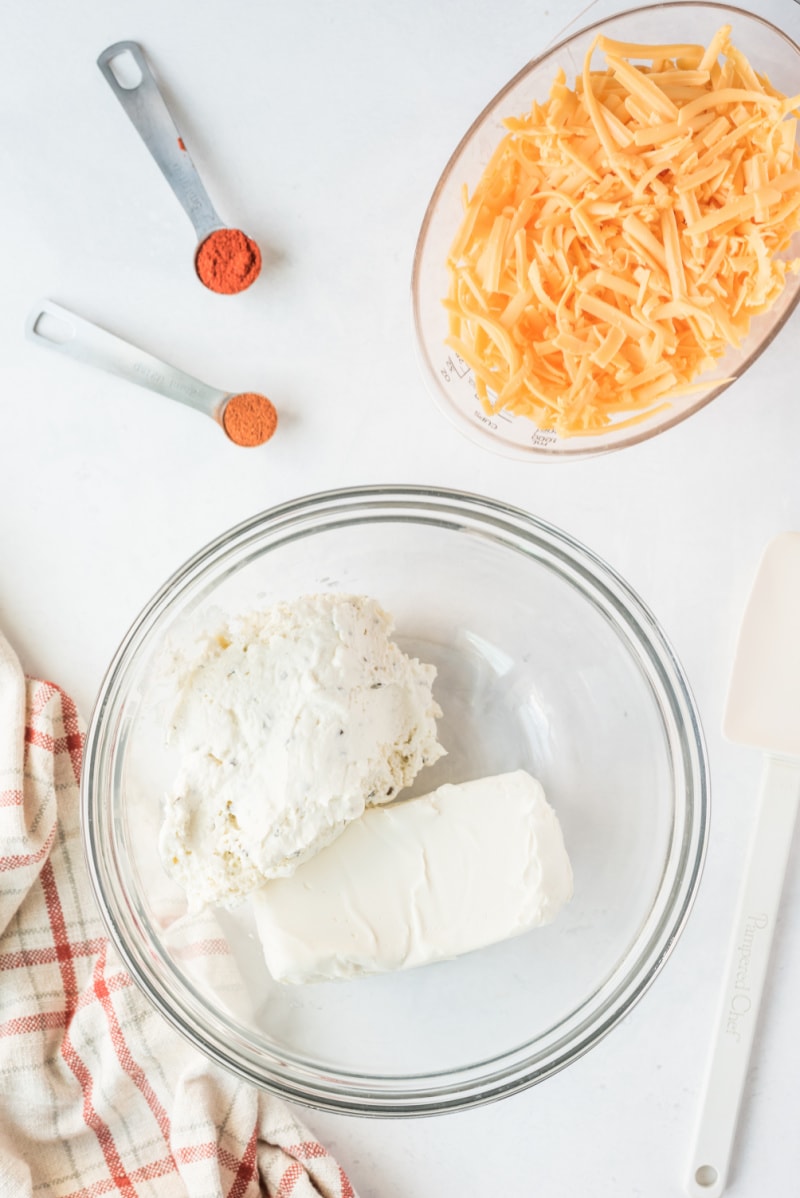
222,392,278,446
195,228,262,294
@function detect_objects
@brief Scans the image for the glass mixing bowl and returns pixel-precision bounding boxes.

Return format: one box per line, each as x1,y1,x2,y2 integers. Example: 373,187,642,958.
83,487,708,1114
412,2,800,460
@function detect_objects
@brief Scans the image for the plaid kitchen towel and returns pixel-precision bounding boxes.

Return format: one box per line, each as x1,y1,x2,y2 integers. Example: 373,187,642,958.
0,629,357,1198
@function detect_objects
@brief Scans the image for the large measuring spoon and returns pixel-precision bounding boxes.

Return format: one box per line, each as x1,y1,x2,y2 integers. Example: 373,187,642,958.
25,300,277,447
97,41,261,295
686,532,800,1197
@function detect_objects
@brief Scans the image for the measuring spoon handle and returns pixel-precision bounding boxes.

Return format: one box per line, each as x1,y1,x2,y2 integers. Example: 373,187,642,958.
97,40,222,244
25,300,227,418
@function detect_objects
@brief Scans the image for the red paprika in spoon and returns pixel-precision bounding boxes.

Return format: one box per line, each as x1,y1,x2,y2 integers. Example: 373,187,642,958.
27,300,278,448
195,228,262,295
98,41,263,296
222,391,277,445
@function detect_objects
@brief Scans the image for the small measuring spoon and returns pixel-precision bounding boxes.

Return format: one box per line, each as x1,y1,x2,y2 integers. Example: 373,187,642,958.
25,300,277,447
97,41,261,295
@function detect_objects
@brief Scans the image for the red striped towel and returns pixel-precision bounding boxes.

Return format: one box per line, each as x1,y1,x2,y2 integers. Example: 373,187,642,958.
0,630,357,1198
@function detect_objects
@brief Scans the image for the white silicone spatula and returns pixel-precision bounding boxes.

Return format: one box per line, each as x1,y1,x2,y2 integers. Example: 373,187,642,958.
686,533,800,1197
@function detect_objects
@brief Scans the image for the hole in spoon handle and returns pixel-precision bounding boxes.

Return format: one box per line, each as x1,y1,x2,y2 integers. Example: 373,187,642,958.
97,40,222,243
103,45,144,90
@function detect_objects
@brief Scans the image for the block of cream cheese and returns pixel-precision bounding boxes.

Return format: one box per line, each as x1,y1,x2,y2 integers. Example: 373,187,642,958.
158,594,445,912
251,769,573,983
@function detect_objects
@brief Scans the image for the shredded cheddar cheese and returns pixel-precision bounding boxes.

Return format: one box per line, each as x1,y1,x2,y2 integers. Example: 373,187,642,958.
445,27,800,436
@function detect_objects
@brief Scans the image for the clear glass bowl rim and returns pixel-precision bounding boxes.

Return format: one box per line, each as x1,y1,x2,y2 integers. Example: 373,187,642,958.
82,485,709,1116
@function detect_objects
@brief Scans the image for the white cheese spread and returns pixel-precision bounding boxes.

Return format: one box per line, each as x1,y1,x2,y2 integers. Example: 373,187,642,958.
159,594,445,911
251,769,573,983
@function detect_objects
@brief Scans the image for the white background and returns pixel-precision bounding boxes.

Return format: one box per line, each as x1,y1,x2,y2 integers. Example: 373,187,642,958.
2,0,800,1193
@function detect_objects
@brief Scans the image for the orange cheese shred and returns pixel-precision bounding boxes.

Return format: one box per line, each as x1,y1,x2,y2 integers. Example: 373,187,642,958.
444,25,800,436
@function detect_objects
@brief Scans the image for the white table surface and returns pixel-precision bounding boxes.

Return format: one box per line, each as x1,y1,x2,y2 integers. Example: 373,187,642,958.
3,0,800,1193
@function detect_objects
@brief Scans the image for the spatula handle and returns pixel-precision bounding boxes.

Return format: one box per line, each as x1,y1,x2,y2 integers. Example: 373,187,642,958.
685,755,800,1197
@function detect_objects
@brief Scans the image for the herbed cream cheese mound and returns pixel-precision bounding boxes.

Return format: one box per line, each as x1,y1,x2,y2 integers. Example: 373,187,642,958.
251,769,573,984
159,593,445,912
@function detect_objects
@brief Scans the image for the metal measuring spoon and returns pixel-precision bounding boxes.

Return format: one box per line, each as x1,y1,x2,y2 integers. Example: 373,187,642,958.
97,41,261,295
25,300,277,447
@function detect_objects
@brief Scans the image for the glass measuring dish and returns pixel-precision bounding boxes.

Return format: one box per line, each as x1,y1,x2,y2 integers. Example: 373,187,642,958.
412,2,800,460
